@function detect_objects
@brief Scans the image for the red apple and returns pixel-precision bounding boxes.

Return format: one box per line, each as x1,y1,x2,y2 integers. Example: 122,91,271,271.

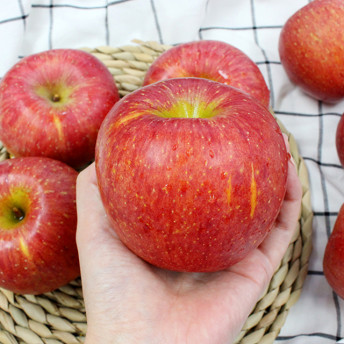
95,78,288,272
336,114,344,166
279,0,344,102
143,40,270,108
0,49,120,169
0,157,79,294
323,204,344,299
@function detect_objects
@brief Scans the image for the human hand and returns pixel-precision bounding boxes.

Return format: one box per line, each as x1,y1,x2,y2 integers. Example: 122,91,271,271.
76,145,302,344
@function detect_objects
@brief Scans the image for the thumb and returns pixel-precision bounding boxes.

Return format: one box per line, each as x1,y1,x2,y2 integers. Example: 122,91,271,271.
75,163,145,275
76,163,115,251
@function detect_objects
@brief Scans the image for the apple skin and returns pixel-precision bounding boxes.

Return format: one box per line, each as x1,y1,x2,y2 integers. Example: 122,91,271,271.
324,204,344,299
0,157,79,295
279,0,344,102
95,78,288,272
336,114,344,166
143,40,270,108
0,49,119,169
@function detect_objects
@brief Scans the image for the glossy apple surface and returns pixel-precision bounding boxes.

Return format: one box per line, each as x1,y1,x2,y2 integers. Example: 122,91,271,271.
0,49,119,169
336,114,344,166
279,0,344,102
95,78,288,272
324,204,344,299
0,157,79,294
143,40,270,108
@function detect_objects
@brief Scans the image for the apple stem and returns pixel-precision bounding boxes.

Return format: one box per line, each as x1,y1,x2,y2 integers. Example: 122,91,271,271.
51,93,61,102
12,206,25,221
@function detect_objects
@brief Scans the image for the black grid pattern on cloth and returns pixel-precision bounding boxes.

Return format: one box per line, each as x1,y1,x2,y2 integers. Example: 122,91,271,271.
0,0,343,343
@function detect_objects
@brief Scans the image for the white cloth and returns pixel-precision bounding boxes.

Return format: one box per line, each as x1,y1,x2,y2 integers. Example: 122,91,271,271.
0,0,343,343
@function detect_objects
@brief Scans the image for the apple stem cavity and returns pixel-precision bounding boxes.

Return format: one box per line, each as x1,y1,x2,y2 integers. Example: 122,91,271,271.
35,85,66,105
12,206,25,222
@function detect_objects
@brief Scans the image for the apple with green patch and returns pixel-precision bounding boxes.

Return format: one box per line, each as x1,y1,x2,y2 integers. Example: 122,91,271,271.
95,78,288,272
279,0,344,102
143,40,270,108
0,49,119,169
0,157,79,294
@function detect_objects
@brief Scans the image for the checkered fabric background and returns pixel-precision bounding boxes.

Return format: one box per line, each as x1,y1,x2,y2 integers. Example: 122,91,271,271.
0,0,343,343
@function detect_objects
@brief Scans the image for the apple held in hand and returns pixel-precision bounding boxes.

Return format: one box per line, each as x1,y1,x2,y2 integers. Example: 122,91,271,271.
324,204,344,299
0,157,79,294
279,0,344,102
0,49,119,169
95,78,288,272
143,40,270,108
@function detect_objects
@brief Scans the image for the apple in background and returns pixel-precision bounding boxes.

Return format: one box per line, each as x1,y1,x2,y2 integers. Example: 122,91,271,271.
279,0,344,103
336,114,344,167
95,78,288,272
0,157,79,295
0,49,120,169
323,204,344,299
143,40,270,108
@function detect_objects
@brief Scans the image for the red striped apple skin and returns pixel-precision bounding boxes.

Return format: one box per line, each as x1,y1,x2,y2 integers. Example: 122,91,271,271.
0,49,119,169
336,113,344,167
279,0,344,102
0,157,79,294
143,40,270,108
96,78,288,272
323,204,344,299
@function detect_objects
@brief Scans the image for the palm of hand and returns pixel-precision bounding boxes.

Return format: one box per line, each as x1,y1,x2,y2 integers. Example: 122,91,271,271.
77,158,301,344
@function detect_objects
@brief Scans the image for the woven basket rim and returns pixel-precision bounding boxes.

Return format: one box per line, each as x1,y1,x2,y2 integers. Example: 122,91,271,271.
0,40,313,344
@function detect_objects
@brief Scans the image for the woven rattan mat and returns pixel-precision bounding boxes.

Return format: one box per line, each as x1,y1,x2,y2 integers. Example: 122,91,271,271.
0,40,313,344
